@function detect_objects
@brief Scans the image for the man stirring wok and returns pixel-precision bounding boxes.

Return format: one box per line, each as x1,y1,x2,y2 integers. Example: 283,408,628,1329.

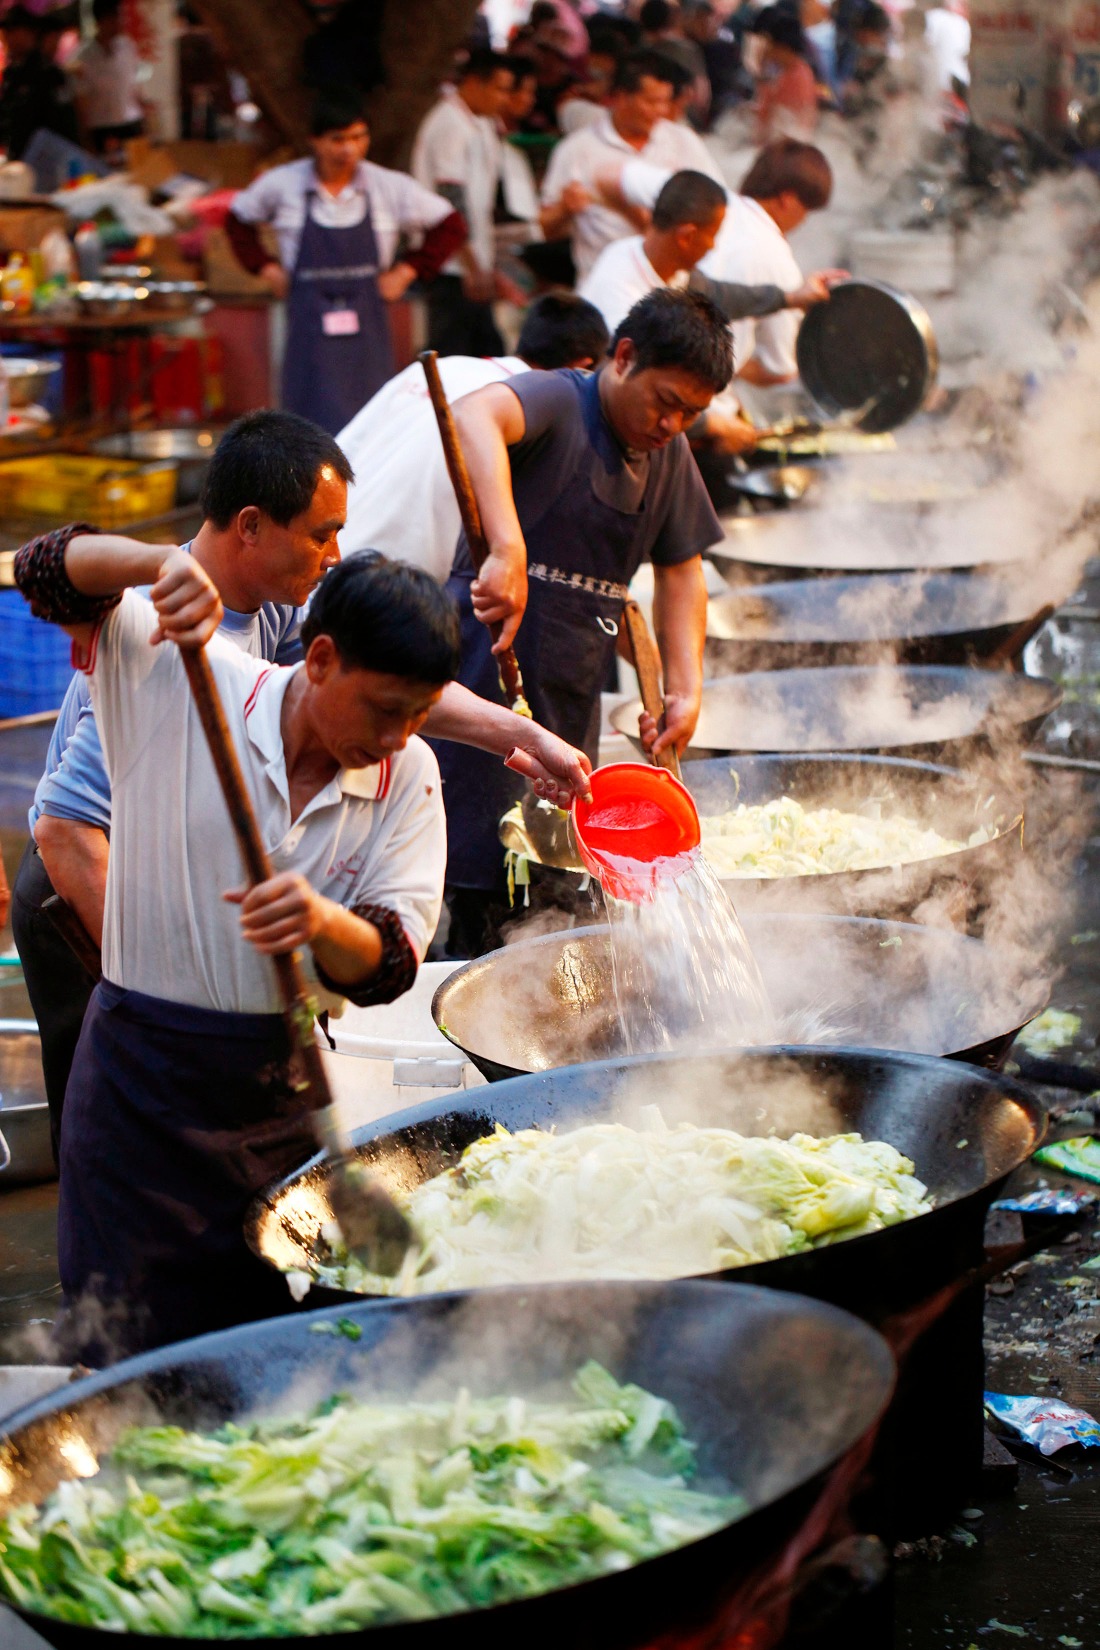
12,413,591,1175
434,286,732,956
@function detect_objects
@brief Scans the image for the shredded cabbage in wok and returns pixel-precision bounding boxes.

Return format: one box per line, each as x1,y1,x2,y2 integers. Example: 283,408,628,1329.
310,1110,931,1297
0,1364,741,1637
700,797,995,879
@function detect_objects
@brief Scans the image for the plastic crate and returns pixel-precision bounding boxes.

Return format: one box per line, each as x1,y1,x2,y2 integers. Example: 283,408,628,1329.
0,589,74,717
0,455,177,528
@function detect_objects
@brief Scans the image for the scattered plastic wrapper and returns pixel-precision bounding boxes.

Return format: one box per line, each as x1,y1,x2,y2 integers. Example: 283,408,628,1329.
1032,1136,1100,1185
984,1392,1100,1455
992,1188,1097,1216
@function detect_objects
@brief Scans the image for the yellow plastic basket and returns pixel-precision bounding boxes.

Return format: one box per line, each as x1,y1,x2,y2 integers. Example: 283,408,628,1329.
0,455,178,528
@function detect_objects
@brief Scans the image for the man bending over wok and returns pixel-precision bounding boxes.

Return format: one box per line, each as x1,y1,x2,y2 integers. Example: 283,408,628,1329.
15,537,462,1364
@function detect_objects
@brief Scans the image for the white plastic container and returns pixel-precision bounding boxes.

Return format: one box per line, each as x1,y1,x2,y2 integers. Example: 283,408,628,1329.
318,961,483,1136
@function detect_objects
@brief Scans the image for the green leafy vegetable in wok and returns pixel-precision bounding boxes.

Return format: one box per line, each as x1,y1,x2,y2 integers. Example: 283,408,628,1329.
302,1109,931,1298
0,1363,742,1637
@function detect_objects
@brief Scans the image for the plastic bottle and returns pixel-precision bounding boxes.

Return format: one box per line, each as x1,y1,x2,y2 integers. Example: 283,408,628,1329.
0,253,35,315
73,221,103,282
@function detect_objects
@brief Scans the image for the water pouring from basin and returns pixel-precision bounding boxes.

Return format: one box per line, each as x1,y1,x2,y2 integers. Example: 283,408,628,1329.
573,764,774,1052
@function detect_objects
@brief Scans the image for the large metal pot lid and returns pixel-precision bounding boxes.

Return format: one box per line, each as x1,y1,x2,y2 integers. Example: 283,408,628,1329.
796,279,938,433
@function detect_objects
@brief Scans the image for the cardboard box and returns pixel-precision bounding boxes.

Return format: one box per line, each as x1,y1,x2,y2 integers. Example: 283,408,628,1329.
125,138,269,193
0,203,67,257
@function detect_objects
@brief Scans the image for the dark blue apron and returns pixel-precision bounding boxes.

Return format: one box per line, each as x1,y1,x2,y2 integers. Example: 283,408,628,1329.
58,981,316,1365
432,374,652,894
282,181,394,436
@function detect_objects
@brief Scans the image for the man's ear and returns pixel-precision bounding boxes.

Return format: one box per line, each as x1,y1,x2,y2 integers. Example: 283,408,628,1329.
235,505,262,546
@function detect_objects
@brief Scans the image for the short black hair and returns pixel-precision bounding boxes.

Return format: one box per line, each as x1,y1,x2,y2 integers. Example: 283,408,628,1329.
310,85,368,137
201,412,354,529
639,0,675,30
753,7,806,54
613,287,733,393
501,51,538,84
652,169,727,231
858,2,891,35
1,5,42,31
612,47,677,94
92,0,122,21
517,292,610,368
588,15,640,50
300,554,460,685
740,138,833,209
461,46,512,81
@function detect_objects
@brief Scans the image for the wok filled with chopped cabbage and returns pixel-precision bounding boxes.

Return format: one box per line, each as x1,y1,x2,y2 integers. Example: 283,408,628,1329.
302,1112,932,1299
0,1282,895,1647
500,755,1021,915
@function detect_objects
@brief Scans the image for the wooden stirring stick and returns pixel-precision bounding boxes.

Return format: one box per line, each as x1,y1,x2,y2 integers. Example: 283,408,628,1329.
419,349,530,716
180,647,415,1277
621,599,682,780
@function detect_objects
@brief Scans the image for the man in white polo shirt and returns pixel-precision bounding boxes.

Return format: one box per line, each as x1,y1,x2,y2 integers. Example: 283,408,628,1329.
14,538,462,1363
539,48,723,281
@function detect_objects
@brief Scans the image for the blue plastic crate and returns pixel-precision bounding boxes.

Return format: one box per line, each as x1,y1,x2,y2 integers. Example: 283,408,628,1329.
0,589,74,717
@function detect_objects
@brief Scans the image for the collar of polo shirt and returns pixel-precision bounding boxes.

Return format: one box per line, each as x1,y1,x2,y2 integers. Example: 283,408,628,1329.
242,664,391,803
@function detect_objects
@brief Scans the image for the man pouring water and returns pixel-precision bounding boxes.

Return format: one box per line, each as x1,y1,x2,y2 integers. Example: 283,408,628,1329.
433,286,732,956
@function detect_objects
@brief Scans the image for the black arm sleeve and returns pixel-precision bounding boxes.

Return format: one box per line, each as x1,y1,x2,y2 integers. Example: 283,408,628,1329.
688,269,786,321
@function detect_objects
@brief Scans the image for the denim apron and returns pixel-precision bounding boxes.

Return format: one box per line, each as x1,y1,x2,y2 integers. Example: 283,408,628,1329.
282,182,394,435
434,373,653,893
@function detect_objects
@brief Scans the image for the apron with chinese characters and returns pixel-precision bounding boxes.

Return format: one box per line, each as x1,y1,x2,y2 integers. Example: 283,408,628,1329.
282,184,394,436
57,981,316,1365
433,373,654,893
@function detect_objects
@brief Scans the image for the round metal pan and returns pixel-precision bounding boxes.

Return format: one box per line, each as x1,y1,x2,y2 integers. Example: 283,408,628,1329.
704,569,1048,670
90,428,220,507
0,1281,893,1650
797,280,938,433
501,755,1023,921
609,665,1061,762
427,916,1047,1080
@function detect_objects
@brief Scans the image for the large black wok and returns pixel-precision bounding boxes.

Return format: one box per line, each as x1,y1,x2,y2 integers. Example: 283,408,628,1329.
429,917,1047,1077
0,1281,893,1650
705,570,1050,671
502,755,1023,921
610,664,1061,762
247,1048,1080,1529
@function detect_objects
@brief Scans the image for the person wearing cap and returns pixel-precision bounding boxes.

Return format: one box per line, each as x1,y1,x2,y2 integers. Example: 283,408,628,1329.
0,4,78,160
338,294,610,580
12,413,592,1168
226,87,466,435
13,535,461,1364
539,48,722,281
431,287,732,957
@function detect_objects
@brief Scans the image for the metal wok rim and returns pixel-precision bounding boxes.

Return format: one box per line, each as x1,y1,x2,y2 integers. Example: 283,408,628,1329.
705,570,1048,647
0,1280,895,1644
253,1044,1051,1288
608,665,1063,756
509,754,1025,891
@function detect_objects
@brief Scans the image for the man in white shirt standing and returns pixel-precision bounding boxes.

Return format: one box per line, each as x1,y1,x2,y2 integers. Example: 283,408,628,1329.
412,48,523,355
540,48,724,281
338,293,610,579
14,537,461,1363
71,0,145,156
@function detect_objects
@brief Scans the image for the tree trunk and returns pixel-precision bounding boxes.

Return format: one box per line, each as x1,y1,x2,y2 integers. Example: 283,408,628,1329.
189,0,315,149
368,0,482,168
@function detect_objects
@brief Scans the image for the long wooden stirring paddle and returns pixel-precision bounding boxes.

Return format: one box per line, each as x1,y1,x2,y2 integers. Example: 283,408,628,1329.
418,349,531,717
621,599,682,780
180,647,415,1277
